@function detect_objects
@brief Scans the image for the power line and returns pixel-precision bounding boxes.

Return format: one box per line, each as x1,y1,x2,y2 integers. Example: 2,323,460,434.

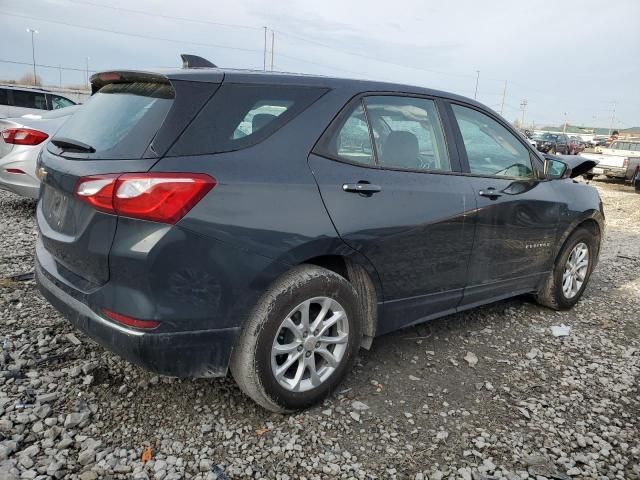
0,11,263,55
1,10,363,77
66,0,262,31
0,58,97,73
37,0,485,82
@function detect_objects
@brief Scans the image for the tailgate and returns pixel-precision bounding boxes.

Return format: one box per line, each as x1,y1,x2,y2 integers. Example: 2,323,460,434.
37,76,177,287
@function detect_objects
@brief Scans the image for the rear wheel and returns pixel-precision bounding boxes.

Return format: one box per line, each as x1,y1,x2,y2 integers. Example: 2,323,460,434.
536,227,596,310
230,265,362,412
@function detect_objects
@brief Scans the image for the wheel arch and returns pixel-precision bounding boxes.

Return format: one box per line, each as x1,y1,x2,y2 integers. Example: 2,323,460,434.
300,254,381,349
554,213,603,268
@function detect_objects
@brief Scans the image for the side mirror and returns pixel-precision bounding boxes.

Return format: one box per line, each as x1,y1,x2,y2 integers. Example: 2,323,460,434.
543,157,569,179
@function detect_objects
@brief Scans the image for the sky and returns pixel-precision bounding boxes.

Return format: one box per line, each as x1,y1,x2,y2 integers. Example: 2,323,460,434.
1,0,638,129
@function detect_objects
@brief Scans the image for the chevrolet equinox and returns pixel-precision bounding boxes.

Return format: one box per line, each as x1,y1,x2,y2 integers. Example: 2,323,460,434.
35,59,604,412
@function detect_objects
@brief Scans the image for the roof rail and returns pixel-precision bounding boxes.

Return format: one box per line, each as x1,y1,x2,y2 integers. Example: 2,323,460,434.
180,54,217,69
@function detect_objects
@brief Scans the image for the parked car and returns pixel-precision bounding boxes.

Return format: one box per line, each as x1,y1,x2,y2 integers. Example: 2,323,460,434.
517,129,537,148
535,133,572,155
568,136,585,155
633,165,640,192
0,85,76,118
581,140,640,180
35,62,605,412
0,106,80,198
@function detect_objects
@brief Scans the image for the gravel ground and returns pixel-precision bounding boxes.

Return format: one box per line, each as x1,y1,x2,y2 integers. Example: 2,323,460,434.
0,180,638,480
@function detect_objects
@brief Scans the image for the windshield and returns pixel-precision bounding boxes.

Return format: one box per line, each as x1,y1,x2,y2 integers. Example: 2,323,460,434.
52,82,174,159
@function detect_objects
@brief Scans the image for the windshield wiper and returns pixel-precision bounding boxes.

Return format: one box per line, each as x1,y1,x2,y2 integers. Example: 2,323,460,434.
51,137,96,153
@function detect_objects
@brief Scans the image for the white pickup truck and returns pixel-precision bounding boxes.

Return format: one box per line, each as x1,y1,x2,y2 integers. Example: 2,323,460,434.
580,140,640,181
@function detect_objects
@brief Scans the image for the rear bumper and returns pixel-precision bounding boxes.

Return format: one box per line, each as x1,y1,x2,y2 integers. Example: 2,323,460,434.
0,147,41,199
602,166,626,178
35,259,238,378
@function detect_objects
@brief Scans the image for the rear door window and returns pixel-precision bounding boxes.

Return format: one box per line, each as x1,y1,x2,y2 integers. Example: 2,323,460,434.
12,90,47,109
0,89,8,106
364,96,450,172
171,84,327,156
51,81,174,159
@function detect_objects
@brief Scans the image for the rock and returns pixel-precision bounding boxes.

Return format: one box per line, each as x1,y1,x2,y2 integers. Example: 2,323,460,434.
78,449,96,465
36,392,59,403
46,461,62,476
464,351,479,367
199,459,211,472
64,411,90,429
351,401,369,411
65,333,82,345
525,348,539,360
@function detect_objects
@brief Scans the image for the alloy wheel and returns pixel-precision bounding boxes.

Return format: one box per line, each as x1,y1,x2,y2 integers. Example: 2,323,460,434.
270,297,349,392
562,242,589,299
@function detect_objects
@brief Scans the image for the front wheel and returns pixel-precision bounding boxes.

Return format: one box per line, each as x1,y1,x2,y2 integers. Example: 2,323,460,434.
536,227,597,310
230,265,362,412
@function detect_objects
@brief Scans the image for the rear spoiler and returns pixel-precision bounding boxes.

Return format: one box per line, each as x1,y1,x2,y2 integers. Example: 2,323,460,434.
89,71,171,95
90,54,218,94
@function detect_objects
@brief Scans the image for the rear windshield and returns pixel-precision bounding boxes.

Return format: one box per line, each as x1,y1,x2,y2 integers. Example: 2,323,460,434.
170,83,327,156
52,82,174,159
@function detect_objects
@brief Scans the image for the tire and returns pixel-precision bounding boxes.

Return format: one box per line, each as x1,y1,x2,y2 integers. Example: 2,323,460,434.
584,174,595,181
536,227,597,310
230,265,362,412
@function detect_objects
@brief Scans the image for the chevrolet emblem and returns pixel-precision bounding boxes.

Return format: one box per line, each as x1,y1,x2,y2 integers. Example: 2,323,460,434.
36,167,48,181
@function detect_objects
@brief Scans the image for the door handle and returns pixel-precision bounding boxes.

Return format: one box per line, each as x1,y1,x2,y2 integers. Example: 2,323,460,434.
342,182,382,194
478,187,502,199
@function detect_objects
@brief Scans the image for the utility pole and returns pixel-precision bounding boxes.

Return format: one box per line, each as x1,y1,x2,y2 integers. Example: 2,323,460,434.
58,65,62,88
608,101,616,135
263,27,268,71
520,99,528,127
26,28,38,86
85,57,90,88
474,70,480,100
270,30,275,71
499,80,507,115
563,112,568,133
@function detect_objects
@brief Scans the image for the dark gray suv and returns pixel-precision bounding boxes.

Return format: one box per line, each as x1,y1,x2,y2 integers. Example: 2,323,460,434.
35,64,604,412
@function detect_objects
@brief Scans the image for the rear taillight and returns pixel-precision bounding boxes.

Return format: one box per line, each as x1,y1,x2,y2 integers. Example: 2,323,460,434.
623,158,629,168
102,308,160,329
1,128,48,145
5,168,26,174
75,173,215,224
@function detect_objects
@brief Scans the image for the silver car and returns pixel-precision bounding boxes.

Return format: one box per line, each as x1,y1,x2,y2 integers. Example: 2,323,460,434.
0,106,80,199
0,85,77,118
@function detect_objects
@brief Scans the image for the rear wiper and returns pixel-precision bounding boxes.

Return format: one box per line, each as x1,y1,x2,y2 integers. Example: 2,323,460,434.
51,137,96,153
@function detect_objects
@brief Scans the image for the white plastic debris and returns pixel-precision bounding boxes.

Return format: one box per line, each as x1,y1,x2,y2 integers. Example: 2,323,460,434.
551,324,571,337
